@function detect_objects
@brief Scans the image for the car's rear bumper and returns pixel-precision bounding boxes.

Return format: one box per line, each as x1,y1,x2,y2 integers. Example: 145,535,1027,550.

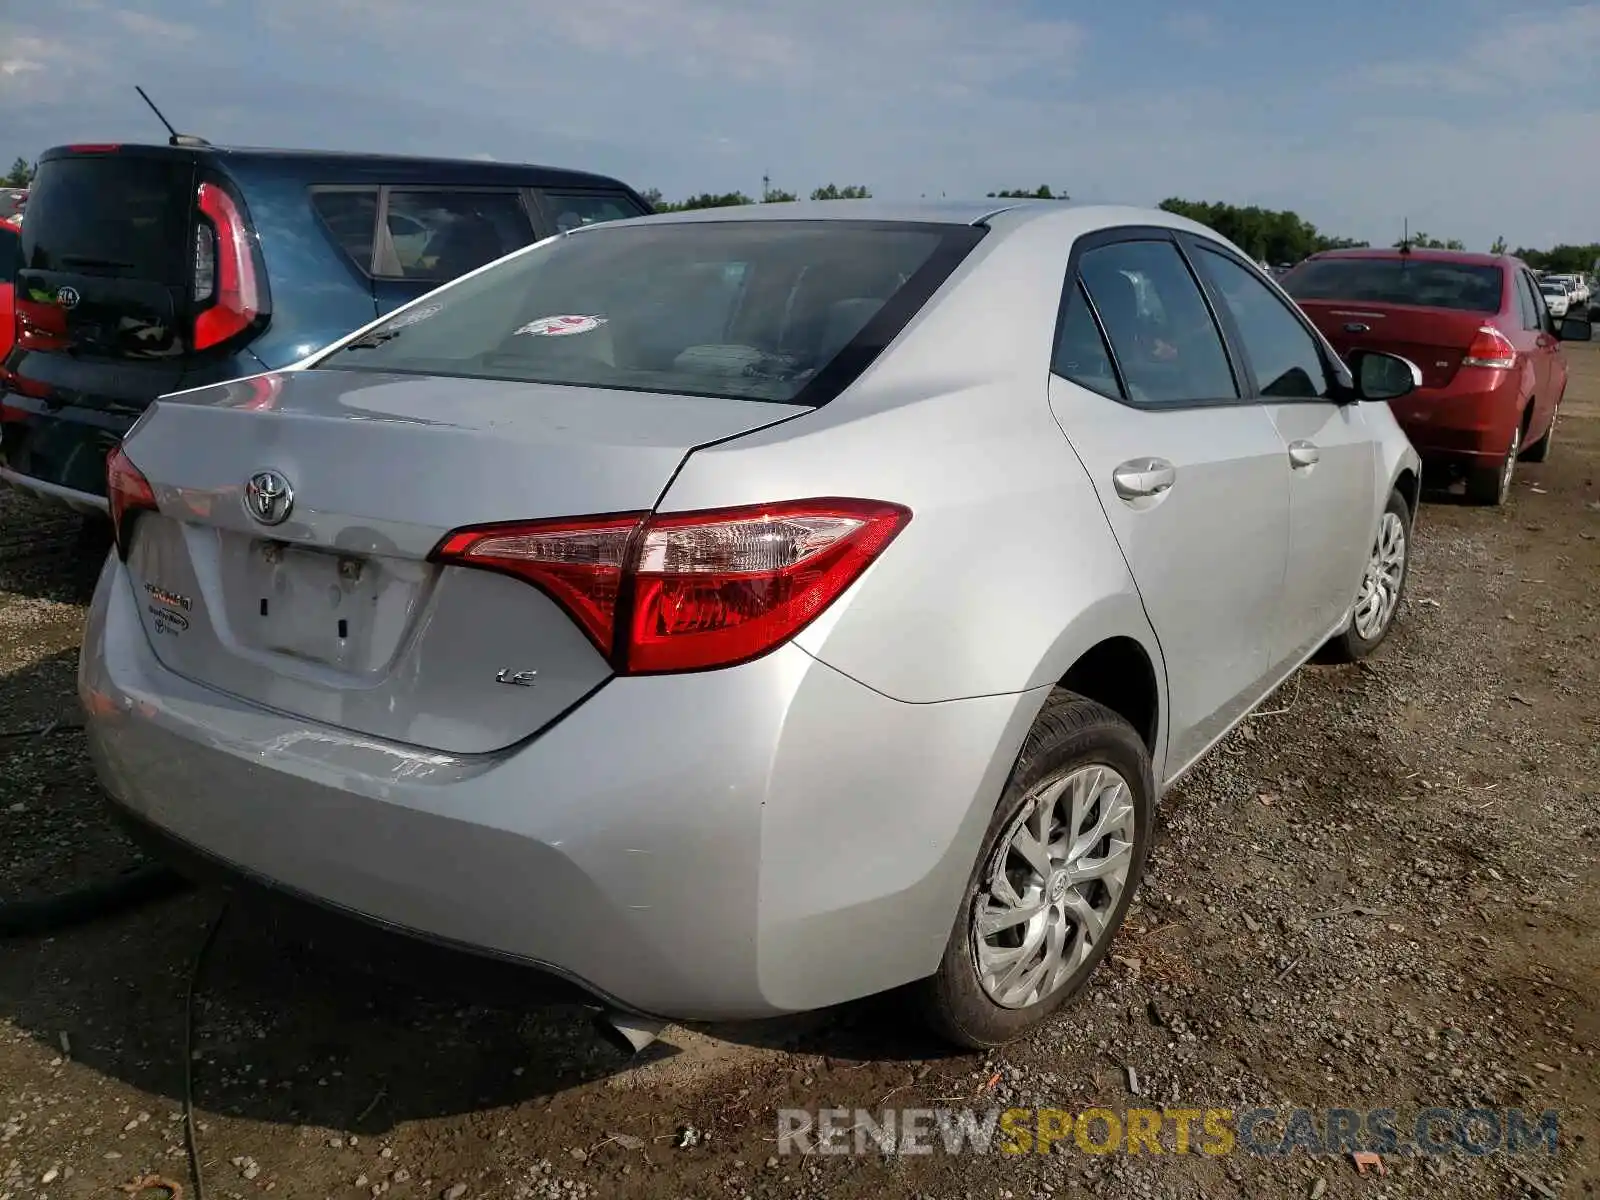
1385,367,1522,467
0,395,132,501
79,554,1043,1021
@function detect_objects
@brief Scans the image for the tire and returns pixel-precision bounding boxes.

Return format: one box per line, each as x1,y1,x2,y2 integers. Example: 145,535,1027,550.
1521,394,1560,463
1465,420,1521,506
1322,488,1412,663
917,690,1154,1049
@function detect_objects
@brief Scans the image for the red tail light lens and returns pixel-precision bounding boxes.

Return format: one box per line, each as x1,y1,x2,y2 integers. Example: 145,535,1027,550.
432,499,911,673
433,513,644,655
1463,326,1517,370
107,445,157,555
626,500,910,672
193,182,262,351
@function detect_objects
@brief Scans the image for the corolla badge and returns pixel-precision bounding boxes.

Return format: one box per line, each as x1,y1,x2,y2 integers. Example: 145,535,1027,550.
244,469,294,526
56,285,80,309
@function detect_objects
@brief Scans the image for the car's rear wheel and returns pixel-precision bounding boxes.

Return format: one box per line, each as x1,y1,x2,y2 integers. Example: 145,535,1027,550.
1521,395,1560,463
917,691,1153,1048
1322,488,1411,663
1465,421,1521,506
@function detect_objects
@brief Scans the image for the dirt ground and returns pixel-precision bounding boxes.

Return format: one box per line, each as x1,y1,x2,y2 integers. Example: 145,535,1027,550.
2,345,1597,1200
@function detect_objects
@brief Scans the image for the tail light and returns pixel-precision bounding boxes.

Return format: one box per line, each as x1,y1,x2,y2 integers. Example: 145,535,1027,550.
107,445,157,556
432,498,911,673
1463,326,1517,370
193,182,262,350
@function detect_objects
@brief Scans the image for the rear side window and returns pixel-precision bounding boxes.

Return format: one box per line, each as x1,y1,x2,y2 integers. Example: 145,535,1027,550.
541,191,646,233
1283,258,1504,313
21,156,193,284
317,219,982,406
311,188,379,274
1515,272,1541,329
1052,281,1121,399
1076,240,1239,406
377,190,534,281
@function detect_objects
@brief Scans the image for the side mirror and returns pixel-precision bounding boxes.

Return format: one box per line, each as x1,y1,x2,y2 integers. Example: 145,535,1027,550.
1348,349,1422,402
1557,316,1592,342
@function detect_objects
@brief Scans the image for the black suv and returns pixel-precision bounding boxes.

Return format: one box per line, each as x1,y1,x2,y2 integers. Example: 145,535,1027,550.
1,143,649,511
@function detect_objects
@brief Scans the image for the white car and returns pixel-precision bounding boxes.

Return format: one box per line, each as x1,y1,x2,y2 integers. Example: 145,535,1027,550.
1539,281,1571,318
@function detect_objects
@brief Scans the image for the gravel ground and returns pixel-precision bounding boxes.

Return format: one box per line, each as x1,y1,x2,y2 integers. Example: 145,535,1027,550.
1,345,1596,1200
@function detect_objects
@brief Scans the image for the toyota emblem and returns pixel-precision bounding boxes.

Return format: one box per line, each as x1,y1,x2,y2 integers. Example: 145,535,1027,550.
244,469,294,526
56,285,80,309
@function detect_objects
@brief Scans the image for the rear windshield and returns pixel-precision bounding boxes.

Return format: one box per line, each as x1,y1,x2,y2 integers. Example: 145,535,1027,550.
20,156,193,284
1283,258,1504,313
316,219,981,405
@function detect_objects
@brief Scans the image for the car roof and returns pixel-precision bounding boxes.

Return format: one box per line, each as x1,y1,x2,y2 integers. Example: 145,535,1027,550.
1305,247,1510,268
636,199,1050,226
598,198,1221,234
37,142,633,191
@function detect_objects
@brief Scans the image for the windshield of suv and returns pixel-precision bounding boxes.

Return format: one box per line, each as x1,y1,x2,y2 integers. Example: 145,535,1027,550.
315,219,981,405
1282,258,1504,313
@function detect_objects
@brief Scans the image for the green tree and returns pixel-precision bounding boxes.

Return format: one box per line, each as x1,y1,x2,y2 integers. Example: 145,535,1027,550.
761,188,798,203
1158,198,1363,263
1512,243,1600,273
639,187,665,212
1489,236,1508,255
3,157,33,188
1394,231,1465,251
987,186,1067,200
674,192,755,210
809,183,871,200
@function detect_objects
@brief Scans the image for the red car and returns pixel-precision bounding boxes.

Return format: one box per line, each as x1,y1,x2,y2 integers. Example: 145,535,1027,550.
0,220,15,369
1281,248,1590,505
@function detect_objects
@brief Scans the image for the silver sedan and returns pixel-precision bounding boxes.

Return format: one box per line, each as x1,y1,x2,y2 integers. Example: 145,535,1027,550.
80,199,1421,1048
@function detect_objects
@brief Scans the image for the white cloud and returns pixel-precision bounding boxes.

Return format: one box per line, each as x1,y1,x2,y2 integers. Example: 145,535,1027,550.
1359,4,1600,93
1162,12,1218,45
112,9,202,43
2,1,1597,252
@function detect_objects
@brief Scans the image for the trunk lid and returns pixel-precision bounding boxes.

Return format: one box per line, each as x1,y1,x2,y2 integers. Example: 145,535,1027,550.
118,368,805,753
1293,299,1493,389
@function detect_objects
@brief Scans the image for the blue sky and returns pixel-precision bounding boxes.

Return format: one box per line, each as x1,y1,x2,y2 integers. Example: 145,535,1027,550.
3,0,1598,251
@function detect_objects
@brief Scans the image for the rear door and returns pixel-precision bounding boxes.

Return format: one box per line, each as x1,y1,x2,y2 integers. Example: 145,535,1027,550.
1525,270,1569,426
1185,236,1376,663
1513,269,1556,428
369,187,539,314
1046,229,1290,778
3,149,197,493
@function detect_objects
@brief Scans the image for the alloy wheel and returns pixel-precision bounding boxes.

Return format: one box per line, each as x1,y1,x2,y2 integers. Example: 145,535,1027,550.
1352,510,1407,641
1500,424,1521,502
971,764,1137,1009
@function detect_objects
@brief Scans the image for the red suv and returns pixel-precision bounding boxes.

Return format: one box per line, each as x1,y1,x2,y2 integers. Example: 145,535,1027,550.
1281,248,1591,504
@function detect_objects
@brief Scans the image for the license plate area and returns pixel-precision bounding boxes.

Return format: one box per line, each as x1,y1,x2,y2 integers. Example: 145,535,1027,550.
232,538,421,672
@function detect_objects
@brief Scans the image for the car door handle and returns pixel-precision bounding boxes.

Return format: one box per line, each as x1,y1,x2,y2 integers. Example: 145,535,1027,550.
1111,458,1177,500
1288,440,1321,469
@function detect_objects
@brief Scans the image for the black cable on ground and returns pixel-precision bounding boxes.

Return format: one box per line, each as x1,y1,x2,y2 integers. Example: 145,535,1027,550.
0,863,193,937
183,903,229,1200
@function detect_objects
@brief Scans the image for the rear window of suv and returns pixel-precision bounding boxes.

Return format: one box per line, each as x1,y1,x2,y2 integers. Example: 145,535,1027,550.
21,156,193,285
316,219,983,406
1282,258,1504,313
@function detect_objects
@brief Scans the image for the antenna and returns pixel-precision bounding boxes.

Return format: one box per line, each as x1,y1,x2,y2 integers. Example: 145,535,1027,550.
134,86,210,148
1398,217,1411,256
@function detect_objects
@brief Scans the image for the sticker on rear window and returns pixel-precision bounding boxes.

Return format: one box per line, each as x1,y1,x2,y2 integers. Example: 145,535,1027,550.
385,303,442,329
514,314,608,337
